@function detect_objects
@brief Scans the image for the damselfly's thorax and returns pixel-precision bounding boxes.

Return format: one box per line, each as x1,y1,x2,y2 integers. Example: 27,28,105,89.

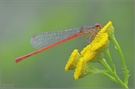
80,26,95,34
80,23,102,34
79,24,102,43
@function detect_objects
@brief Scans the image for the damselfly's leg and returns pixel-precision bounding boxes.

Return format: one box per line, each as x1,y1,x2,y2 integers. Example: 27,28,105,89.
84,29,96,43
84,35,90,43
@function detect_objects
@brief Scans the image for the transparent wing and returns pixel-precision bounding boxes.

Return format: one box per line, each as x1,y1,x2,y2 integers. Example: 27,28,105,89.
30,28,81,49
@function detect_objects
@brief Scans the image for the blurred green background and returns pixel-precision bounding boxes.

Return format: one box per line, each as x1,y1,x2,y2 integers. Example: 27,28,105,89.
0,0,134,88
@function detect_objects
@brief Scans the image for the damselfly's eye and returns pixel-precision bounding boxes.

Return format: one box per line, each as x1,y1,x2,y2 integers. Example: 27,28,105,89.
95,24,102,30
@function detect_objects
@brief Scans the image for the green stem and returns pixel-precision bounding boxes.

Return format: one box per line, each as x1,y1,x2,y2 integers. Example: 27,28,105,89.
111,36,129,85
103,73,117,83
106,48,115,71
99,59,128,89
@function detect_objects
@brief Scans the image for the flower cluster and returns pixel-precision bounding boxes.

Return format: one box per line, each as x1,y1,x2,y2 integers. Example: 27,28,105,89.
65,21,113,80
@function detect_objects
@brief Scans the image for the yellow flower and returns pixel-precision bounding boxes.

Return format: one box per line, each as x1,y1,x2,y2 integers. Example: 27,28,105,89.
80,44,91,56
73,32,108,79
64,49,81,71
99,21,114,39
81,49,97,62
80,44,97,62
100,21,112,33
65,21,114,80
91,33,108,51
74,59,89,80
79,21,112,62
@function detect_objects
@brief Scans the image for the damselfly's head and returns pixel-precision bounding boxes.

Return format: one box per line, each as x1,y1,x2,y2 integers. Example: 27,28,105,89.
95,23,102,30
